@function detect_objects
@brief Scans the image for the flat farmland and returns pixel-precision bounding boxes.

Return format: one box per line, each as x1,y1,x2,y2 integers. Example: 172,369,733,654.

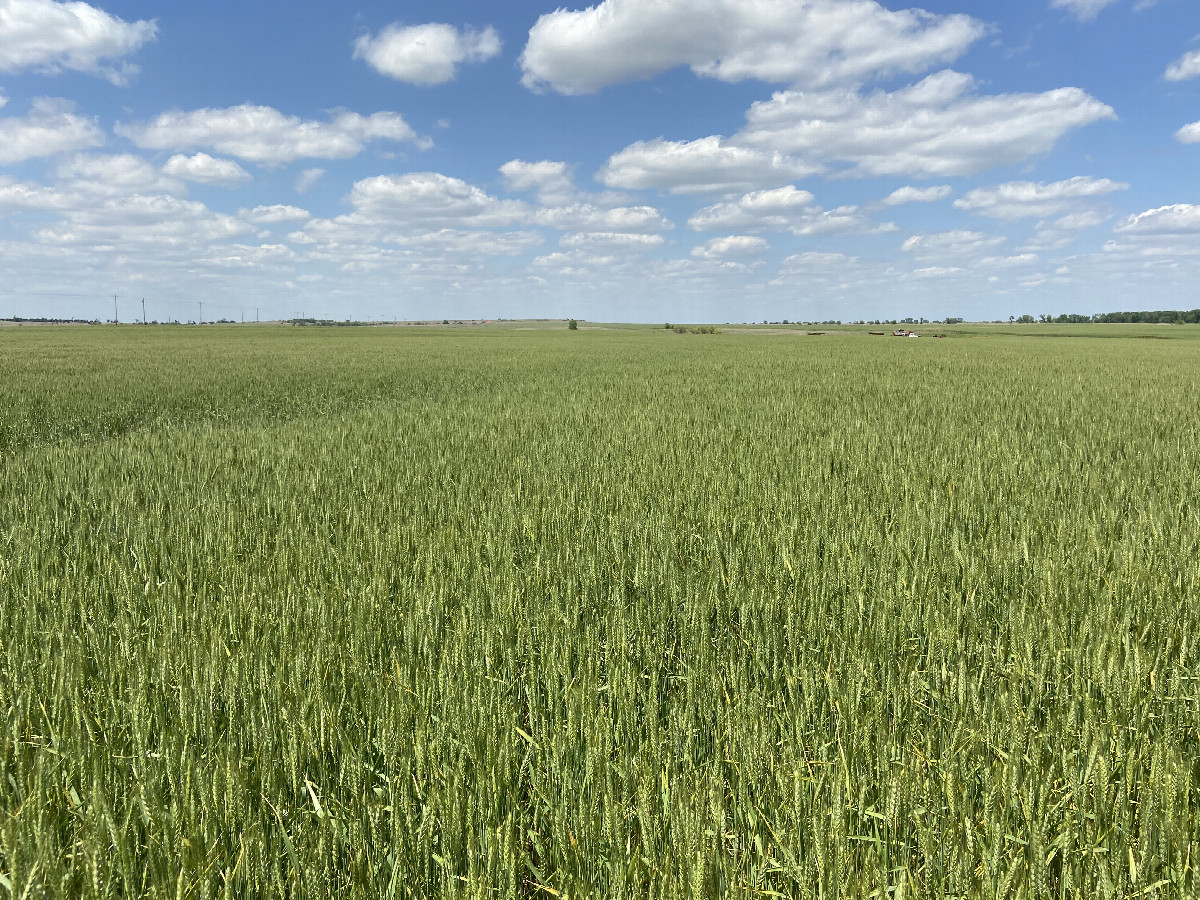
1,324,1198,898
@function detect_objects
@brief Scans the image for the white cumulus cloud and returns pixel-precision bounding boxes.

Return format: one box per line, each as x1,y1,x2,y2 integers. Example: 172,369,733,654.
737,70,1116,178
1114,204,1200,234
689,185,812,229
901,229,1006,259
530,249,614,270
241,205,310,225
911,265,965,278
0,176,87,212
57,153,182,195
163,152,251,187
116,105,427,164
1165,49,1200,82
954,176,1128,219
880,185,952,205
500,159,576,205
559,232,664,251
353,23,500,85
691,235,770,259
520,0,984,94
1175,121,1200,144
978,253,1040,269
0,178,49,212
0,0,156,84
0,155,184,215
534,203,673,234
598,136,819,195
0,97,104,164
688,185,885,235
348,172,528,229
35,194,250,249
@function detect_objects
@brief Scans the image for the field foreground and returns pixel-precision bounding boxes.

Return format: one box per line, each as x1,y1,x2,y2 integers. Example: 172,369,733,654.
1,325,1198,898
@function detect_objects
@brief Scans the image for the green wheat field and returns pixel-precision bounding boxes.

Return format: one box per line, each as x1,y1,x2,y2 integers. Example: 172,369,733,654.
1,323,1197,898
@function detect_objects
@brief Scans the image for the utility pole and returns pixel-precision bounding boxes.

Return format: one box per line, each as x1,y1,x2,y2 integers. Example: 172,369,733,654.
141,298,146,325
255,307,260,323
113,293,118,324
199,301,203,325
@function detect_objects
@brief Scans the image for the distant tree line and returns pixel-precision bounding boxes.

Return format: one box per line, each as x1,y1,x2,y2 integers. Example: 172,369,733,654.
1088,309,1200,324
1011,310,1200,324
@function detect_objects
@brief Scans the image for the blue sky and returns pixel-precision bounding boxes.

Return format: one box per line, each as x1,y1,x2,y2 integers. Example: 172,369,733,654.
0,0,1197,323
